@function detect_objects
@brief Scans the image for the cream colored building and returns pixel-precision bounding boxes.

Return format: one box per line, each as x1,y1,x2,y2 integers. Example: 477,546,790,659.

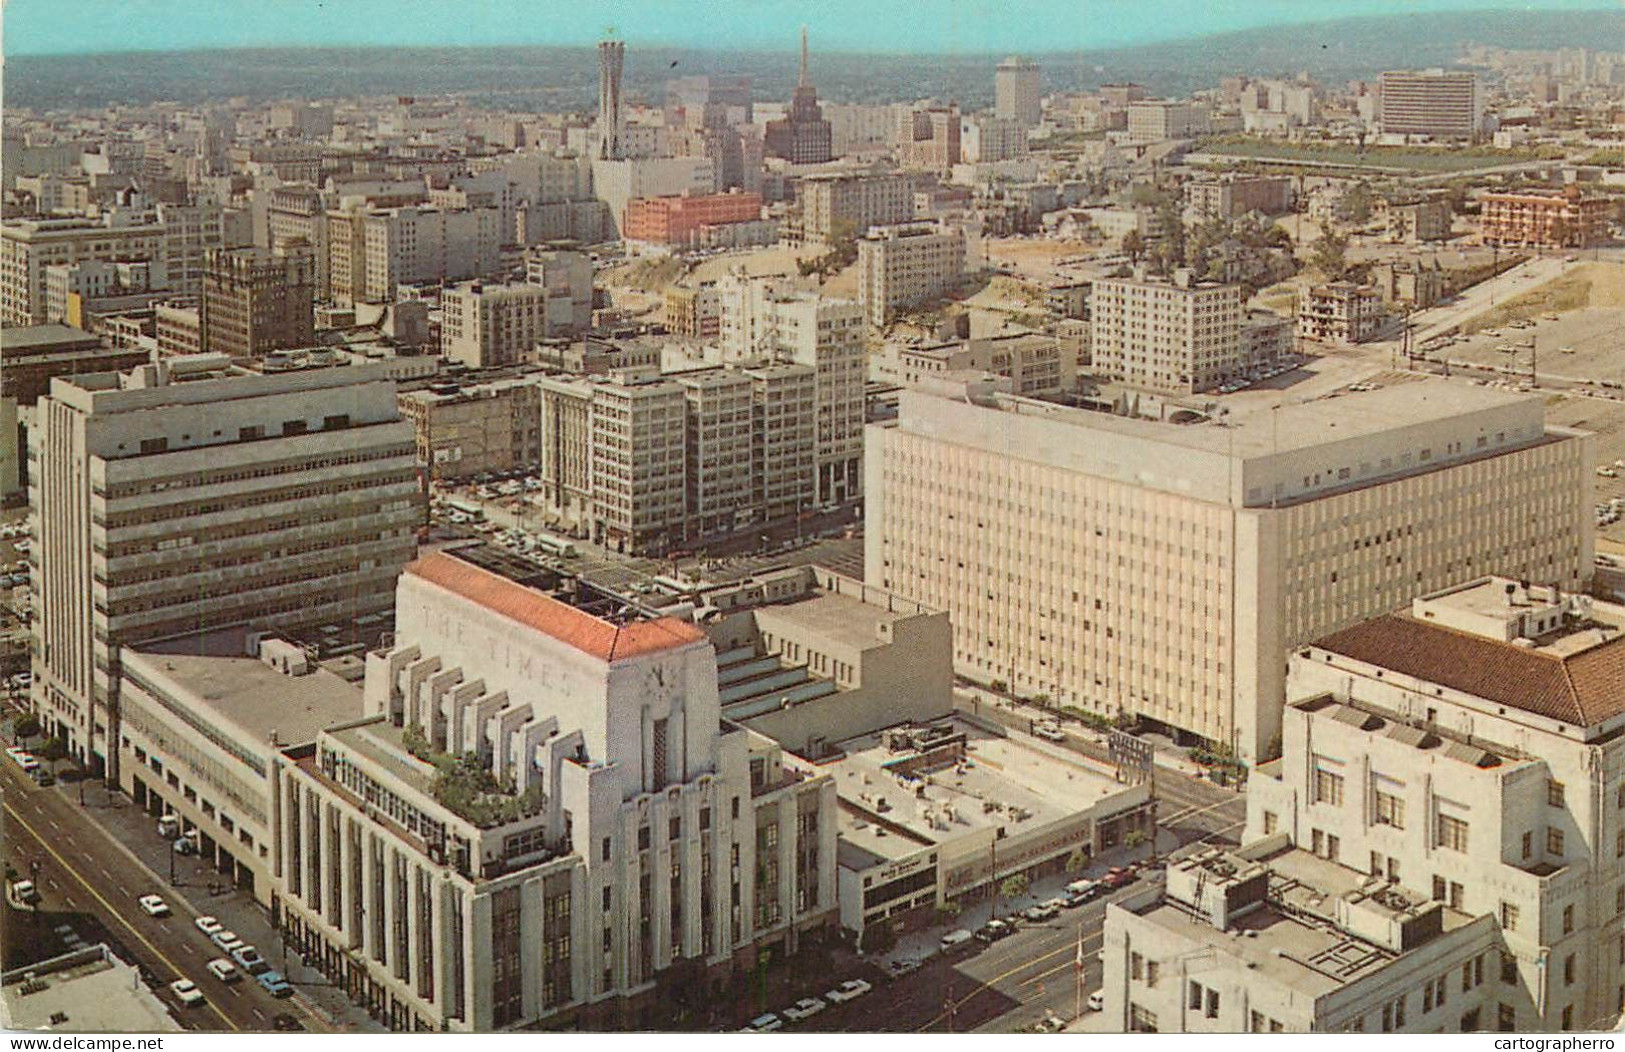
1090,270,1245,395
29,360,420,781
1126,100,1210,144
675,370,755,537
856,223,965,327
994,57,1043,130
797,172,915,245
1102,841,1505,1033
271,549,838,1030
2,215,166,326
329,206,503,305
717,275,865,505
1299,282,1386,345
440,281,552,369
399,377,542,481
874,331,1078,397
1247,577,1625,1032
864,379,1592,760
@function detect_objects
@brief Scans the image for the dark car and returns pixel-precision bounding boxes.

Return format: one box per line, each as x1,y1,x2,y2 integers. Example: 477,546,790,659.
1102,867,1134,889
272,1013,305,1032
974,919,1014,944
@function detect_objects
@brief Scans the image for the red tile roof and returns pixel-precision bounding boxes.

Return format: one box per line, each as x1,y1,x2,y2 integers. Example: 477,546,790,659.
1313,613,1625,727
405,551,707,662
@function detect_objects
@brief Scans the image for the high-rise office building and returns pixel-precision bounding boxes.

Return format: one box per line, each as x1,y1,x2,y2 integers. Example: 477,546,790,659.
1090,270,1245,394
856,223,965,326
865,379,1592,760
200,244,315,358
1,215,167,326
29,361,420,780
764,29,834,164
994,57,1043,129
1377,70,1481,139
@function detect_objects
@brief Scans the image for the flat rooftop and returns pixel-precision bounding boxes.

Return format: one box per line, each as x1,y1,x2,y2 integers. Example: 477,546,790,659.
828,716,1128,866
754,590,910,652
327,718,437,798
134,633,365,748
1132,844,1478,999
1,947,179,1033
979,380,1538,460
0,324,102,353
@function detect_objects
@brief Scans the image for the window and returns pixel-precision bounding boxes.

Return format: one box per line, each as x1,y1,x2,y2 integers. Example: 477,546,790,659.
1373,788,1405,829
1129,1005,1158,1033
1522,832,1533,860
1500,902,1520,931
1561,1005,1574,1031
1497,1004,1516,1032
1187,980,1200,1009
1263,811,1278,835
1205,989,1220,1019
1502,953,1518,984
1314,766,1344,807
1564,954,1576,986
1562,904,1574,935
1433,876,1447,902
1437,813,1469,853
1132,953,1145,981
1548,781,1565,807
1461,1008,1481,1032
1549,828,1565,857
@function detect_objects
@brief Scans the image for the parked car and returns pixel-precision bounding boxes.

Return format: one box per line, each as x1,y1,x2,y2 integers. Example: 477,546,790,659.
940,928,975,952
231,945,270,975
1033,722,1066,743
195,915,223,936
137,894,170,917
211,930,244,953
1087,991,1105,1012
1103,867,1135,889
1023,902,1060,922
885,958,922,979
169,979,205,1007
272,1014,305,1031
206,958,241,983
824,979,872,1003
9,879,40,905
743,1013,783,1033
975,919,1014,943
256,970,293,998
782,997,826,1022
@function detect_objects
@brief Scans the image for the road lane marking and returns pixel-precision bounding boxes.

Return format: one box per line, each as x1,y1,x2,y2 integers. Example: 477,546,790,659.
1159,796,1246,826
915,925,1107,1031
3,801,238,1031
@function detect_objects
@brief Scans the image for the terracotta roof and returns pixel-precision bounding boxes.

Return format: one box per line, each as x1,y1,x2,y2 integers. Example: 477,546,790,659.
405,551,707,662
1313,614,1625,727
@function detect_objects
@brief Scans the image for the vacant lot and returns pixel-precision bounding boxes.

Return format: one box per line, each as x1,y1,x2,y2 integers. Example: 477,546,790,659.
1460,262,1625,333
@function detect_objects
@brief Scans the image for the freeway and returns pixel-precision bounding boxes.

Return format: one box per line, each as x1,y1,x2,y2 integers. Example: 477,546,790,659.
1,760,325,1032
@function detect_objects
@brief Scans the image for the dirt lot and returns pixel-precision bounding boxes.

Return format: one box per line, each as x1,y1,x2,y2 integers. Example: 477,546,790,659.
1548,391,1625,545
985,237,1099,281
1459,261,1625,334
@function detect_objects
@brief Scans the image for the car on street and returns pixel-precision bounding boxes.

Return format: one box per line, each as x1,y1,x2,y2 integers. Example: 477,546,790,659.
743,1013,783,1033
824,979,871,1003
256,970,293,998
884,958,921,979
1023,901,1060,922
206,958,240,983
782,997,826,1022
231,945,271,975
975,919,1014,943
9,879,40,906
195,915,223,936
272,1014,305,1031
1033,722,1067,742
137,894,170,917
169,979,205,1007
1087,991,1105,1012
940,928,975,952
211,930,244,953
1103,867,1135,889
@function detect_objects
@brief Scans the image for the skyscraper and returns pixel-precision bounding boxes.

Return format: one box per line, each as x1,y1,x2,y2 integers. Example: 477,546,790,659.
597,39,626,161
995,56,1043,129
764,29,833,164
29,360,420,781
1377,69,1481,139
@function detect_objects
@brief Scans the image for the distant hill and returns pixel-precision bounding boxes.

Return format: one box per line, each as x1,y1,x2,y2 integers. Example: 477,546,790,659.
4,9,1620,112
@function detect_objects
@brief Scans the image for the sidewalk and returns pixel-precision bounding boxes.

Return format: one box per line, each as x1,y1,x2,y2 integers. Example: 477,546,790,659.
64,785,386,1032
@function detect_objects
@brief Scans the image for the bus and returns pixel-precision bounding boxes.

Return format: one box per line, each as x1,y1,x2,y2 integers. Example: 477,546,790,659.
535,532,578,558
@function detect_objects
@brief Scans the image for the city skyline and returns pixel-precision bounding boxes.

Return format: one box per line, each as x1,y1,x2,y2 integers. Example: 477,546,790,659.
2,0,1618,57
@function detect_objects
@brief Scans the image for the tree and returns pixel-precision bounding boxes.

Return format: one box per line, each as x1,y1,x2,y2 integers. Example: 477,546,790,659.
1121,229,1144,265
935,900,963,921
1311,221,1349,281
1338,180,1375,225
1000,873,1031,901
1065,848,1090,875
14,713,40,745
1124,829,1149,855
860,923,897,956
38,736,67,775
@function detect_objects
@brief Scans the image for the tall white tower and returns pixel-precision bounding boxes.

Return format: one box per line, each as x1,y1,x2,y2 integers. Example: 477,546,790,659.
598,39,626,161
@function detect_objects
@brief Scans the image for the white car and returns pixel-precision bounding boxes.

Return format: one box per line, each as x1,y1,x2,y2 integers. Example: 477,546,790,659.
206,958,241,983
169,979,205,1007
824,979,872,1003
782,997,826,1022
211,930,244,953
195,915,223,936
1033,723,1066,742
137,894,170,917
1087,991,1104,1012
744,1013,783,1033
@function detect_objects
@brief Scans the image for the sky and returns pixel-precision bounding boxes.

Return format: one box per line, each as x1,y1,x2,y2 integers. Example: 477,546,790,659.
0,0,1615,57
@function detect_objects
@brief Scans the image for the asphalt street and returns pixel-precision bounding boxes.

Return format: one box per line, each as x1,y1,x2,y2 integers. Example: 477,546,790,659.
1,759,327,1032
